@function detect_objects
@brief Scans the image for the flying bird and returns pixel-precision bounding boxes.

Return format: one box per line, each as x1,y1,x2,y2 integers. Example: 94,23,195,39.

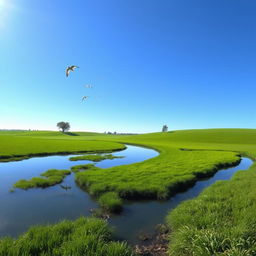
85,84,93,88
66,65,79,77
82,96,89,101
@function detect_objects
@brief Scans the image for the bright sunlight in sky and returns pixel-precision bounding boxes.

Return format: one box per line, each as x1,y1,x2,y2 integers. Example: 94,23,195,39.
0,0,14,28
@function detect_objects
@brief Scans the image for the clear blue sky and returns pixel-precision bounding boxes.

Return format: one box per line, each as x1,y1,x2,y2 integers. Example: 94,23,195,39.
1,0,256,133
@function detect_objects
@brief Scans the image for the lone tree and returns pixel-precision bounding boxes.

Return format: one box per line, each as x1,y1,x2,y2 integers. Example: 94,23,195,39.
57,122,70,133
162,124,168,132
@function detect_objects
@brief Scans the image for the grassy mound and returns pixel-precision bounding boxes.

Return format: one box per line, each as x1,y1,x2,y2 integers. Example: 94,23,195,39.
98,192,123,213
0,217,133,256
71,164,96,173
13,169,71,189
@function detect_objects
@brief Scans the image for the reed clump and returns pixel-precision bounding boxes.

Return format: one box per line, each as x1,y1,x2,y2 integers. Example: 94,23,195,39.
98,192,123,213
0,217,134,256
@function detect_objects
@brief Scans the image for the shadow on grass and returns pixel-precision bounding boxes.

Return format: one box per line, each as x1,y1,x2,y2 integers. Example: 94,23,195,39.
64,132,79,136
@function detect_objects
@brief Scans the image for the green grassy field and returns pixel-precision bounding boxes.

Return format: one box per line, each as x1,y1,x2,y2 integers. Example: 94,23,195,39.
0,131,125,162
2,129,256,255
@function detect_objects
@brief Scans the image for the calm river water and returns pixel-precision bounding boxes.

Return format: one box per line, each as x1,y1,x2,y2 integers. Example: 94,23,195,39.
0,146,252,246
0,145,158,237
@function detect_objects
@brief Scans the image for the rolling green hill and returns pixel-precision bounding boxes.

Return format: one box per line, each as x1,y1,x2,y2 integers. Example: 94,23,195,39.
0,131,125,161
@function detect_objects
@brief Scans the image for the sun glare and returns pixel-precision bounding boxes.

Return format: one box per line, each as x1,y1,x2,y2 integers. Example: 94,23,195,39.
0,0,13,28
0,0,7,9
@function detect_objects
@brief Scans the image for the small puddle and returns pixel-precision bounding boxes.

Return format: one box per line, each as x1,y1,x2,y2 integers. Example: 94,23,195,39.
109,157,253,245
0,145,158,237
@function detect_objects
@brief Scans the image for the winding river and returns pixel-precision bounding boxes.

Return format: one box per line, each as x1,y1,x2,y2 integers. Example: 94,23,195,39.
0,145,253,246
0,145,158,237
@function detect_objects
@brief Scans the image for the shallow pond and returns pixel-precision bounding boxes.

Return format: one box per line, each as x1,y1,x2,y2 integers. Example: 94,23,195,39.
0,145,158,237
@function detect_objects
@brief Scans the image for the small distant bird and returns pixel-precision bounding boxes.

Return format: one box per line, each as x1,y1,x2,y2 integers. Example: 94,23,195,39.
66,65,79,77
85,84,93,88
82,96,89,101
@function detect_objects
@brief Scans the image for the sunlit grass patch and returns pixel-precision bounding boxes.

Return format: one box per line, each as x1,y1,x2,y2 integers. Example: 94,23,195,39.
75,150,240,200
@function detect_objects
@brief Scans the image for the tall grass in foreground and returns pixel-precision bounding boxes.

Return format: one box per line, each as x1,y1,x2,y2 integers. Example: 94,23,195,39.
0,217,134,256
167,162,256,256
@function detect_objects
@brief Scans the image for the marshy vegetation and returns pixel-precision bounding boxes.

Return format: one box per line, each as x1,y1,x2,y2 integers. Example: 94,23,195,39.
98,192,123,213
75,150,240,200
71,163,97,173
0,217,133,256
13,169,71,189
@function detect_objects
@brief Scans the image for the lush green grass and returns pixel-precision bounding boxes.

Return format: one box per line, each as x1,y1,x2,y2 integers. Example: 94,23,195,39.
98,192,123,213
13,169,71,189
41,169,71,177
0,217,133,256
69,153,124,162
166,163,256,256
0,131,125,162
75,150,240,199
71,164,96,173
